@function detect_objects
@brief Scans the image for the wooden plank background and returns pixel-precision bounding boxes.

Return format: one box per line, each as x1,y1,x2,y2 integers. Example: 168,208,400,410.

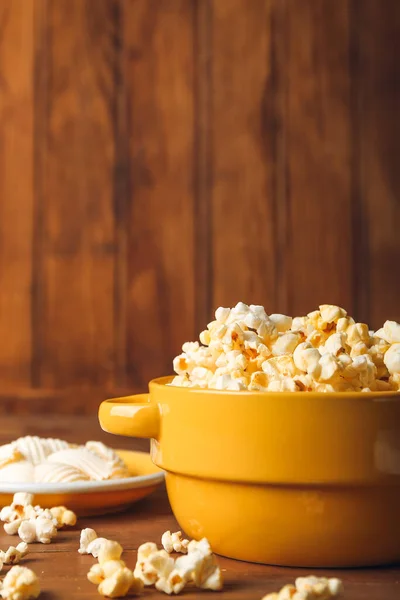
0,0,399,413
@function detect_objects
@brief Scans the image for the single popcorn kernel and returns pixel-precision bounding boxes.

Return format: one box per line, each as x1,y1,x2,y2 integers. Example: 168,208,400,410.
88,560,143,598
78,528,98,554
49,506,77,528
261,584,297,599
98,540,123,565
0,565,40,600
161,530,189,554
0,542,29,566
18,515,57,545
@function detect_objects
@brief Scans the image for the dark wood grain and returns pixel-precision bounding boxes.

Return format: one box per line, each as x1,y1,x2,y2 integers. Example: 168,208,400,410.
0,0,34,387
357,0,400,330
285,0,354,317
211,0,279,312
0,417,399,599
123,0,196,387
34,0,117,388
0,0,399,409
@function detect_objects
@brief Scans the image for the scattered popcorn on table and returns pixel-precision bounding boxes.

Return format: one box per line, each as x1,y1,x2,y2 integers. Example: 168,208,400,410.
171,303,400,393
1,493,76,544
85,534,142,598
78,528,99,554
0,566,40,600
161,531,189,554
134,536,222,594
49,506,77,528
88,559,143,598
0,543,28,567
261,575,343,599
78,529,114,559
18,517,57,545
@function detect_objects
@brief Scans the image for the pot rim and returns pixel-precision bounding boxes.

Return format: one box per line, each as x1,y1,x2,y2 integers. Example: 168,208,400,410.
150,375,400,402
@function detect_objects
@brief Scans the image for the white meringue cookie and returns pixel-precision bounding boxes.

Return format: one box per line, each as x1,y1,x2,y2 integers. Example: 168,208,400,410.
85,442,130,479
35,462,89,483
47,448,112,480
0,461,35,483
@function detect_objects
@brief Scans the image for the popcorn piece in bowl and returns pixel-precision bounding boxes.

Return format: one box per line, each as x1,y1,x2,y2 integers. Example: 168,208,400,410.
0,566,40,600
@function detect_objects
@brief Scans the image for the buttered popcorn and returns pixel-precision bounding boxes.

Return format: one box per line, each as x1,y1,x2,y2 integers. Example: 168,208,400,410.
171,303,400,393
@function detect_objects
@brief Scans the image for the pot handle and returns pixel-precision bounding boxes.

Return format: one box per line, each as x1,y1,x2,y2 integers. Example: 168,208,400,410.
98,394,160,439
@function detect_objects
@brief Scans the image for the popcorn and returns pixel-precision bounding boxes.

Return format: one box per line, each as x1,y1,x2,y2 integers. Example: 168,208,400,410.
292,343,321,374
261,584,296,599
319,304,347,324
79,528,99,554
384,343,400,375
0,494,35,526
269,314,292,333
271,333,301,356
134,536,222,594
178,538,223,591
161,531,189,554
346,323,370,347
78,529,114,559
1,494,76,545
378,320,400,344
98,541,123,565
336,316,355,333
88,560,142,598
133,543,160,585
98,568,142,598
267,378,298,392
215,307,230,323
0,566,40,600
262,575,343,599
49,506,77,528
0,543,28,566
171,304,400,393
323,333,348,356
18,516,57,545
316,354,343,383
296,575,343,597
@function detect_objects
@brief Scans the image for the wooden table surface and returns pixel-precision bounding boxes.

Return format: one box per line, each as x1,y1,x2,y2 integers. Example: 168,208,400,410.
0,416,399,599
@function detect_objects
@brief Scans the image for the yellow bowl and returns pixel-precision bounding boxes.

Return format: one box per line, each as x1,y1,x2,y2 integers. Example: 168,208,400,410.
99,376,400,566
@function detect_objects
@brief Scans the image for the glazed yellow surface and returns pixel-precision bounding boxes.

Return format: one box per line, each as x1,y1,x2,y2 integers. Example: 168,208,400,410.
99,377,400,565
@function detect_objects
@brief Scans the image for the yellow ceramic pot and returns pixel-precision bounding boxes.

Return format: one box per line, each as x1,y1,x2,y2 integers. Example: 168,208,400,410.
99,376,400,567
